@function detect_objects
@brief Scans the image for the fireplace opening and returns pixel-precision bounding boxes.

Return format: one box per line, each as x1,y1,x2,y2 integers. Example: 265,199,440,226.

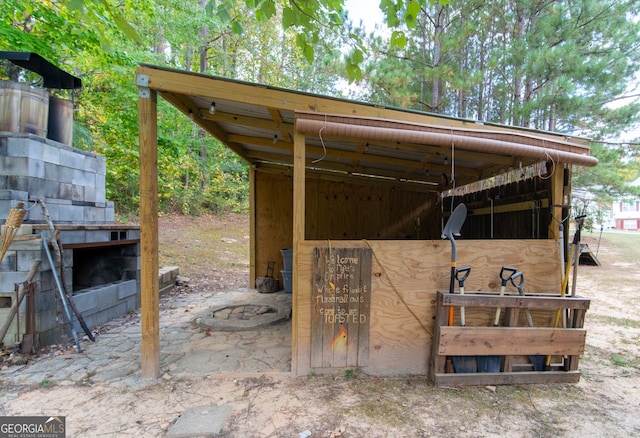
72,243,138,292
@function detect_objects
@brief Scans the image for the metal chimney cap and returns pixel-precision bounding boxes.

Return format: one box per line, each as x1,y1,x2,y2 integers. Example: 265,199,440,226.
0,51,82,89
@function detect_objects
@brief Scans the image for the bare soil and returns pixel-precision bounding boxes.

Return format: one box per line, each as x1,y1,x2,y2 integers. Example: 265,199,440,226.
1,214,639,437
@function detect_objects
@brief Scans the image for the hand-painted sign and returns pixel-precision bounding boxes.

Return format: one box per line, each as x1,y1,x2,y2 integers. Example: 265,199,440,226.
311,247,372,368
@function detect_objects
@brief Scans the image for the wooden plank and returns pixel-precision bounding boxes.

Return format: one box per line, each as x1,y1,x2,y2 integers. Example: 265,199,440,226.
254,171,293,282
437,326,587,356
295,239,565,376
439,291,591,310
432,371,581,386
502,307,520,372
138,88,160,379
311,247,372,368
467,199,549,216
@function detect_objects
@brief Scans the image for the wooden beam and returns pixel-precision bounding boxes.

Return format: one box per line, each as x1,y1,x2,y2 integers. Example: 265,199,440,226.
291,128,306,375
138,86,160,379
161,92,251,163
230,134,482,178
198,109,294,138
246,150,460,186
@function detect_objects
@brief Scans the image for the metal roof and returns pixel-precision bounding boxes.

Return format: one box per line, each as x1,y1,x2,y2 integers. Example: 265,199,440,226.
137,63,596,189
0,51,82,89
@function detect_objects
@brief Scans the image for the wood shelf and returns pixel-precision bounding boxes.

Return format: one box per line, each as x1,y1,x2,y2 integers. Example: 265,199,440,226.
429,291,590,386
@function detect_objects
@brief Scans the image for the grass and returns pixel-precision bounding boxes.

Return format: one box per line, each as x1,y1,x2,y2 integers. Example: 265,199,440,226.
610,353,640,370
601,316,640,328
158,213,250,278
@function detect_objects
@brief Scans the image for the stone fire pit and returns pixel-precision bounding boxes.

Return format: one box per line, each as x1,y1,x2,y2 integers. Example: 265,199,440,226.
194,298,291,331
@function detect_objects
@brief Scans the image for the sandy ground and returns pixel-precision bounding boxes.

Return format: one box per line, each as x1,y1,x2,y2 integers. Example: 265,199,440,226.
1,215,639,437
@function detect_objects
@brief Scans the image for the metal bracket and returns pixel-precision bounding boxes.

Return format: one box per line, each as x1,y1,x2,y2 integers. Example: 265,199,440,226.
136,74,149,87
137,74,150,98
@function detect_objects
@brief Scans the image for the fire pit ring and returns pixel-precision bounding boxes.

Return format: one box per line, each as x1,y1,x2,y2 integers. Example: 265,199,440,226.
194,302,291,331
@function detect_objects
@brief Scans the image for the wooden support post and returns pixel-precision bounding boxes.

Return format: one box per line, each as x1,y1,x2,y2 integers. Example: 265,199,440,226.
548,161,565,241
291,127,306,375
249,166,256,287
138,81,160,380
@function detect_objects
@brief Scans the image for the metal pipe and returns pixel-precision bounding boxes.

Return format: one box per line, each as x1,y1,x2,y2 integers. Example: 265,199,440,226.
295,117,598,167
41,232,81,352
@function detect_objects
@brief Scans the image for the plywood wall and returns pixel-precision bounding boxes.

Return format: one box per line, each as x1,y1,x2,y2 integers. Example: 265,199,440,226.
253,170,439,285
293,239,562,376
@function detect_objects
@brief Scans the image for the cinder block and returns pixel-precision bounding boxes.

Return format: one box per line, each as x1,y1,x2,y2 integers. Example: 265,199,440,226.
72,290,98,313
84,207,99,223
59,230,86,245
105,205,114,223
5,137,30,156
96,188,106,205
25,177,55,199
59,183,83,201
35,308,59,333
35,288,57,314
41,142,60,165
84,186,96,203
0,271,32,293
127,229,141,241
28,158,45,179
0,252,17,271
72,168,95,187
96,284,118,308
57,165,73,184
16,249,43,272
1,156,29,176
6,175,28,192
97,156,106,176
38,269,55,291
44,162,59,182
58,148,79,169
117,280,137,299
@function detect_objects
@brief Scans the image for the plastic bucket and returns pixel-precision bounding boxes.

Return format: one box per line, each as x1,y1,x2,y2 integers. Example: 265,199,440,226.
281,248,293,271
281,270,292,293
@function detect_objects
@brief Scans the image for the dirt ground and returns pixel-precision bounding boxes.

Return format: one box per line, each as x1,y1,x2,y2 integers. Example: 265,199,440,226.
1,214,639,437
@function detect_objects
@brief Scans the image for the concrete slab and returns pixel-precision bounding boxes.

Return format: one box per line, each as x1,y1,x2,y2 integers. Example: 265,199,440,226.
167,405,232,438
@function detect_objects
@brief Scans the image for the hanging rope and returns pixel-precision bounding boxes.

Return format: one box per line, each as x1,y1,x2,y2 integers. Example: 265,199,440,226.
364,240,433,336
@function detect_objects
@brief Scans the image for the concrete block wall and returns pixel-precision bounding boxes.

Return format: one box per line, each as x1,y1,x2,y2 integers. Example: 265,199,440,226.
0,227,142,347
0,237,44,346
0,133,114,224
71,279,137,329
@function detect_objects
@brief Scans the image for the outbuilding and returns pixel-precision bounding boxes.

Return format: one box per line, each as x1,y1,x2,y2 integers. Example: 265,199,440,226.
136,64,596,384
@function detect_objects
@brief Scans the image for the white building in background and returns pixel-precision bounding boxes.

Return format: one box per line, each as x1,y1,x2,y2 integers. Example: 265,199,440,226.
612,177,640,230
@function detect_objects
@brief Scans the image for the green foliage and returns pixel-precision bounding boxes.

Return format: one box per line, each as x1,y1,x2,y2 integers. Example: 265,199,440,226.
1,0,639,218
572,142,640,201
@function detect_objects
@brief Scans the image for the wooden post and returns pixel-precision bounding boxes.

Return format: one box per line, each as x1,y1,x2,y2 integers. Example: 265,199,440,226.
548,163,565,240
291,128,306,375
249,165,256,287
138,81,160,379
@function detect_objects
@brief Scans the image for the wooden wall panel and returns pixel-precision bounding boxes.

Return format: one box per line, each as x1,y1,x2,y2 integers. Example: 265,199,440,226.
254,170,439,285
254,172,293,284
293,239,561,376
